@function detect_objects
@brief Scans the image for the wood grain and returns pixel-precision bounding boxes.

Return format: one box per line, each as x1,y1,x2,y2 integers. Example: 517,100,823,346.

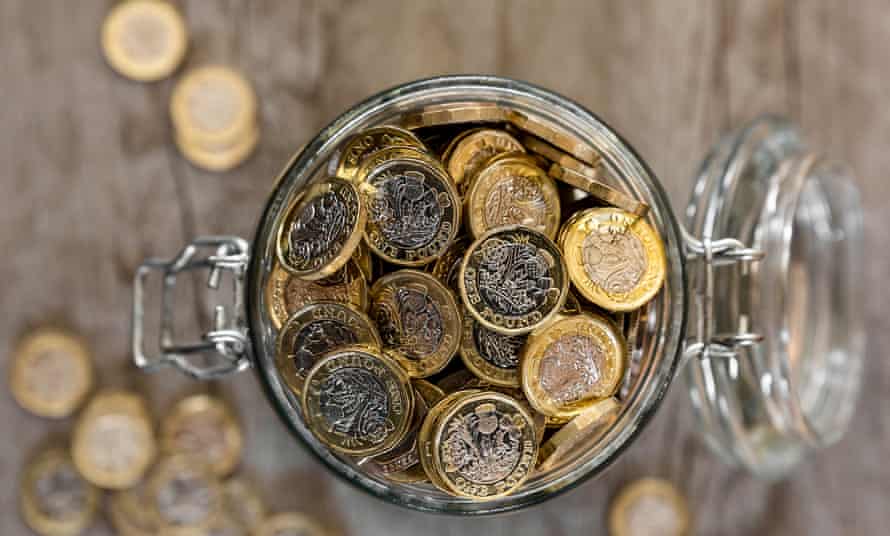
1,1,887,534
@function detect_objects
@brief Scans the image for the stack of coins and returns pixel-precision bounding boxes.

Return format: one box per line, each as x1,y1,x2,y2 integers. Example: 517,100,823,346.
269,103,667,500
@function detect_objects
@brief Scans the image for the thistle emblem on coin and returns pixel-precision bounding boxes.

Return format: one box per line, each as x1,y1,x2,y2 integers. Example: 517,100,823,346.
441,402,525,484
318,368,394,446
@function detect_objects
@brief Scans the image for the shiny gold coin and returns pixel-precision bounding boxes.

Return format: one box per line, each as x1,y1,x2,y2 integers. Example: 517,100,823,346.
277,177,367,280
460,225,568,335
369,270,461,378
521,134,599,179
559,207,666,311
275,301,381,395
108,484,159,536
161,394,243,477
609,478,691,536
101,0,187,82
369,384,432,478
353,239,374,281
417,389,482,492
221,477,266,531
20,447,99,536
265,259,368,330
459,310,526,388
255,513,327,536
175,125,259,172
401,102,510,129
71,391,156,489
412,379,446,407
521,312,626,418
302,346,414,456
549,166,649,219
508,110,599,166
335,126,427,182
537,397,620,471
465,153,561,239
147,455,222,535
445,128,525,190
9,328,93,418
429,235,471,293
171,66,257,145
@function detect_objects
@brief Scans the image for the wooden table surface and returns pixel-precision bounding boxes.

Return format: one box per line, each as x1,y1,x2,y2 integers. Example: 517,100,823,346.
2,1,887,534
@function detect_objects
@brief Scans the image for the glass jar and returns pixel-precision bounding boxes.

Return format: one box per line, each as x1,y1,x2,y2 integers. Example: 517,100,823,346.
131,76,864,514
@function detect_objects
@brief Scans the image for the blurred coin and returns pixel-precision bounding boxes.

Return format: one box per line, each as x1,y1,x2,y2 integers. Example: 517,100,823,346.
148,455,222,535
254,512,328,536
20,447,99,536
107,482,159,536
175,125,259,172
9,328,93,418
537,397,620,471
101,0,187,82
161,394,243,477
609,478,690,536
335,126,427,182
401,102,510,129
171,66,257,146
444,128,524,191
221,477,266,531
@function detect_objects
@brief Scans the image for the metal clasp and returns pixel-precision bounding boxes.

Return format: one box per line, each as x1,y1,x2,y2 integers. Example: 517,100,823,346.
132,236,252,380
681,227,765,365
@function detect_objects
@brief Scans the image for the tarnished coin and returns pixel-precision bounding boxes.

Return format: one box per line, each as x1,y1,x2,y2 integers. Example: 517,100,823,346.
335,126,427,182
460,225,568,335
277,178,367,280
20,447,99,536
521,313,626,418
171,66,257,146
221,477,267,531
174,125,259,172
429,235,471,293
537,397,620,471
301,346,414,456
254,513,328,536
460,311,526,388
108,483,159,536
265,259,368,330
560,208,666,311
360,152,461,266
147,455,222,535
101,0,187,82
444,128,525,190
9,329,93,419
71,391,156,489
431,391,538,499
275,301,381,395
161,394,243,477
609,478,691,536
508,110,599,166
401,102,510,129
369,270,461,378
465,154,561,239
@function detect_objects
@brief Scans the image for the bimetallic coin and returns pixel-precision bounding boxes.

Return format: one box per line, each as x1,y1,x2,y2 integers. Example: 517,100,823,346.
521,313,626,418
20,447,99,536
429,235,471,293
401,102,510,129
265,260,368,330
335,126,427,182
148,455,222,535
537,397,620,471
361,154,461,266
71,391,156,490
445,128,525,190
369,385,432,478
465,154,561,239
171,66,257,146
161,394,243,477
417,390,483,492
460,225,568,335
507,110,599,166
10,329,93,419
175,125,259,172
277,178,366,280
609,478,691,536
275,301,381,395
101,0,187,82
369,270,461,378
108,484,159,536
301,347,414,456
254,513,328,536
221,477,266,531
460,311,526,388
560,208,666,312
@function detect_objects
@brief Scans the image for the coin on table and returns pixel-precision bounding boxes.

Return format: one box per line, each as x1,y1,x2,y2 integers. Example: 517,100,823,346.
221,477,266,531
460,310,526,388
301,346,414,456
537,397,620,471
359,151,461,266
161,394,243,477
171,66,257,145
174,125,260,172
255,513,328,536
369,270,461,378
465,153,561,239
101,0,187,82
460,225,568,335
147,454,222,535
609,478,691,536
444,128,525,191
277,177,367,280
335,126,428,182
401,102,511,130
108,482,159,536
521,312,626,418
275,301,381,395
265,259,368,329
71,390,156,489
20,447,99,536
9,329,93,419
559,207,666,311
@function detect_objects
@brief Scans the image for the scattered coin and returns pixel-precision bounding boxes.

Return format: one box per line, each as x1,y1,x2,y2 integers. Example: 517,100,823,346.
609,478,691,536
107,482,159,536
444,128,525,190
101,0,188,82
221,477,267,531
161,394,243,477
147,454,222,535
174,125,260,172
368,385,432,480
171,66,257,145
335,125,428,182
20,447,99,536
254,512,328,536
412,379,446,407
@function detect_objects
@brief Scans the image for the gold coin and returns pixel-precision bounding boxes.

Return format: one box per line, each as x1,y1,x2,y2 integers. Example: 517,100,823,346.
335,126,427,182
548,164,649,218
20,447,99,536
71,391,156,490
277,177,367,280
520,134,599,179
460,225,568,335
428,235,470,293
202,514,248,536
401,102,510,129
147,454,222,535
412,379,446,407
369,384,433,478
171,66,257,145
174,125,259,172
265,259,368,330
255,513,327,536
465,154,561,239
537,397,620,471
108,484,159,536
435,369,477,394
445,128,525,190
275,301,381,395
161,394,243,477
369,270,461,378
609,478,691,536
521,312,626,418
101,0,187,82
9,328,93,418
417,389,482,492
220,477,266,531
459,310,526,388
559,207,666,311
353,239,374,281
301,346,414,456
508,110,599,166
